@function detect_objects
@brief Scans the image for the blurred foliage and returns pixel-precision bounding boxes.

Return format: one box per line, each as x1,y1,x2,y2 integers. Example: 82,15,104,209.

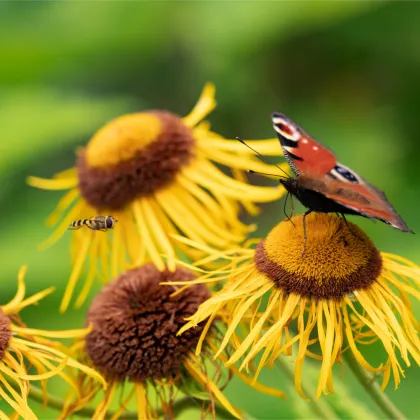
1,1,420,419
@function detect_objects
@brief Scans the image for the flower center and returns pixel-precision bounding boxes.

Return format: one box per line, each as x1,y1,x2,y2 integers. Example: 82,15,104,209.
254,213,382,299
0,309,11,360
77,111,195,210
85,264,210,382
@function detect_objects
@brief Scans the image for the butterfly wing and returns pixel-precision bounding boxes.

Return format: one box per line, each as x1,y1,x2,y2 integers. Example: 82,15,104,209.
323,178,413,232
272,112,413,233
298,171,413,233
272,112,337,176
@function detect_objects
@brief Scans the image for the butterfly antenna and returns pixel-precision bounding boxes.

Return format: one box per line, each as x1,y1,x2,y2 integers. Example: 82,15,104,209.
236,137,289,178
249,169,281,178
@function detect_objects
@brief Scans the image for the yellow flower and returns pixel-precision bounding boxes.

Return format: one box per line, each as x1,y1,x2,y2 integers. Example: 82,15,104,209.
27,83,286,313
170,213,420,399
0,267,106,419
61,264,284,419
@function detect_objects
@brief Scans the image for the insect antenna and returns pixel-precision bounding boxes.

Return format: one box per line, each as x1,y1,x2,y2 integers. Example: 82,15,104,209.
248,169,281,178
236,137,289,178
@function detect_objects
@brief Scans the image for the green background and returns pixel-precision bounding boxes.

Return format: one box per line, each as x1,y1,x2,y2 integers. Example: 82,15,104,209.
1,2,419,419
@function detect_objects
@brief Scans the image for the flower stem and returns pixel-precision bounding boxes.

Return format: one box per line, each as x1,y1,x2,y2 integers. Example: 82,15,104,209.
342,349,405,420
276,357,336,420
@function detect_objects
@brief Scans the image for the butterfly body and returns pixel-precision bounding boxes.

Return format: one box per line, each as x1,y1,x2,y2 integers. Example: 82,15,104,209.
272,112,413,233
280,177,360,216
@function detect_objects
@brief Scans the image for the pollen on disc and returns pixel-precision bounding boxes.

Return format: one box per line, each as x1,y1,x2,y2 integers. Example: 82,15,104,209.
255,213,382,299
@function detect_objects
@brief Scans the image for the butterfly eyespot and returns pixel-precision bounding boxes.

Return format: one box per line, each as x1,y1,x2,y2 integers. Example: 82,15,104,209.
333,165,359,183
277,123,293,136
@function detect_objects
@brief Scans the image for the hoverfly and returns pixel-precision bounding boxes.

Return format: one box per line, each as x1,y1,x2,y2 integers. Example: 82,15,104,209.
68,216,118,232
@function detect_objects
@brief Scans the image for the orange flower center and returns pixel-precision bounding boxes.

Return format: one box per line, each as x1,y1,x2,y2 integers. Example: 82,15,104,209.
254,213,382,299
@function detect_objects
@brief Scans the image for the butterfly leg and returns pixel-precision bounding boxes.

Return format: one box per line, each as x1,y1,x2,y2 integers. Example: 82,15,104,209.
283,192,296,228
301,209,312,259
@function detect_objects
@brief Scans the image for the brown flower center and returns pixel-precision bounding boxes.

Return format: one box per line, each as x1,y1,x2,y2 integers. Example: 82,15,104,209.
85,264,210,382
0,309,11,360
77,111,195,210
254,213,382,299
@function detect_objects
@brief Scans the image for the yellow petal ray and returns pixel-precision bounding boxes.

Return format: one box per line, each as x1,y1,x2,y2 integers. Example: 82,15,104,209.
177,174,226,221
182,82,216,128
0,410,10,420
9,287,55,315
46,188,80,227
211,189,254,232
170,234,248,260
230,167,260,216
134,382,150,420
316,301,335,397
155,193,207,244
142,197,176,272
53,167,77,179
226,290,279,367
111,225,120,279
0,373,34,419
98,231,110,282
201,137,285,156
198,145,287,175
60,232,92,312
369,288,409,362
3,354,68,381
1,266,27,314
27,176,78,190
120,210,145,267
238,293,299,369
215,283,273,359
195,305,221,356
382,253,420,269
228,364,286,399
0,379,34,420
0,359,28,399
383,262,420,282
376,285,420,364
158,188,235,248
184,357,241,420
170,183,245,243
330,301,343,364
74,236,100,308
133,200,165,271
94,381,117,420
110,387,135,420
11,325,89,339
39,199,85,250
185,160,283,202
341,303,385,373
347,295,399,348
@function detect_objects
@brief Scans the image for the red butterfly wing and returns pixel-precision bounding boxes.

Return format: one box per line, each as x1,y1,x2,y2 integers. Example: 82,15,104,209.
272,112,336,176
324,180,413,232
272,112,413,233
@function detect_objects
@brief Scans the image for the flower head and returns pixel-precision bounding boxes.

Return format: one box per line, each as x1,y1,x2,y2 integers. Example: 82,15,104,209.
63,264,240,419
0,267,106,419
63,263,284,419
173,213,420,399
28,84,286,312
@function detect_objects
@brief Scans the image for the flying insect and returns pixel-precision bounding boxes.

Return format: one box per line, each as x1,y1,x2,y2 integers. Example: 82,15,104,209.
68,216,118,232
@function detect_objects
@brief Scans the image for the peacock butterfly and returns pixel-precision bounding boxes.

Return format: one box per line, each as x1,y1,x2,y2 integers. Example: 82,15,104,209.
270,112,413,246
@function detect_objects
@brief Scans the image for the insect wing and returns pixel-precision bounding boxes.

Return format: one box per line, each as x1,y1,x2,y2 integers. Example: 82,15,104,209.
323,179,413,232
271,112,337,176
